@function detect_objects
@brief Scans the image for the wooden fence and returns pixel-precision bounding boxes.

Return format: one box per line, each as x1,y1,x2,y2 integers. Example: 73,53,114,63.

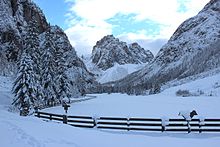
35,111,220,133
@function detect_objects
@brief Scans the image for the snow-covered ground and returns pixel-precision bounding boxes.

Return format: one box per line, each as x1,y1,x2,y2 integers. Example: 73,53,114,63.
0,76,13,110
44,72,220,118
1,73,220,147
2,110,220,147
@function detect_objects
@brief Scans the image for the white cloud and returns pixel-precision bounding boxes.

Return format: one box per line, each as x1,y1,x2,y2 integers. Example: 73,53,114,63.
65,20,112,55
117,32,168,55
64,0,210,55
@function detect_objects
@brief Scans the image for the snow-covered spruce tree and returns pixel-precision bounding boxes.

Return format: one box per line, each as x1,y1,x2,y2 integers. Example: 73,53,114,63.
12,19,43,115
53,33,71,102
55,72,71,103
50,26,80,101
12,51,36,116
24,19,43,106
41,29,57,106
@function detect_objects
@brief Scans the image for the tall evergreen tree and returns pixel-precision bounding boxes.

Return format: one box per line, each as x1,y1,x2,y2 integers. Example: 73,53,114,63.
12,51,36,116
12,19,42,115
56,71,71,102
41,29,57,105
24,19,43,107
53,28,71,102
25,19,41,64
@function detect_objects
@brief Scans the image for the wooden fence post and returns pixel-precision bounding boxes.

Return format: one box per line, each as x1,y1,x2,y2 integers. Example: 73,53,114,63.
49,114,52,120
37,112,40,118
161,117,168,132
63,115,67,124
162,126,165,132
199,119,203,133
187,121,191,133
93,117,96,128
199,122,202,133
127,118,130,131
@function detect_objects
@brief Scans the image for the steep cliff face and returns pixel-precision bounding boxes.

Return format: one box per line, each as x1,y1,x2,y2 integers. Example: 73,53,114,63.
91,35,154,70
0,0,48,52
0,0,95,95
115,0,220,89
0,0,49,75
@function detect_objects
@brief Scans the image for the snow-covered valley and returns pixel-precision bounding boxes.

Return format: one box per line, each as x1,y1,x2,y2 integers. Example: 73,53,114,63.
44,71,220,118
1,0,220,146
1,72,220,147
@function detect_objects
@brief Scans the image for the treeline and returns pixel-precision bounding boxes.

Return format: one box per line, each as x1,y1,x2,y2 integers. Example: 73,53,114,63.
88,82,161,96
12,20,72,116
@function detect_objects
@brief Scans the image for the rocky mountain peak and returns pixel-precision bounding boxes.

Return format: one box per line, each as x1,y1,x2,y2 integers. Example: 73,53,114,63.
91,35,154,70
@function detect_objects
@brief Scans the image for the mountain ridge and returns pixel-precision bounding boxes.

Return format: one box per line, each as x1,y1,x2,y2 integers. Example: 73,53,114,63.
91,35,154,70
111,0,220,94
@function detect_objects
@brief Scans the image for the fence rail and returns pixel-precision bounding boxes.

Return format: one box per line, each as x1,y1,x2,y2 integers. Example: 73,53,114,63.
35,111,220,133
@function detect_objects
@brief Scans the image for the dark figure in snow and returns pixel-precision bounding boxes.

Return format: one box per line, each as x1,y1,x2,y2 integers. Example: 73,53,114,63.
34,106,39,113
62,101,70,114
178,110,198,133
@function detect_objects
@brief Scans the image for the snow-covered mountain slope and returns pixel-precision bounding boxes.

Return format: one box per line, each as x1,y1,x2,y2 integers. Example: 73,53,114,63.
97,64,145,84
115,0,220,90
163,67,220,92
162,70,220,97
84,55,146,84
0,0,96,96
91,35,154,70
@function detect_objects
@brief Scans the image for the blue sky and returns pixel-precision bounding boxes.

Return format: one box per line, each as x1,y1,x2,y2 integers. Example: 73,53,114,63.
33,0,69,29
33,0,209,56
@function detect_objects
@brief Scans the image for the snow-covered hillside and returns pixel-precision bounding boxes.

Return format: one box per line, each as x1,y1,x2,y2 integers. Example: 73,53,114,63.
98,63,145,84
115,0,220,90
1,72,220,147
85,58,146,83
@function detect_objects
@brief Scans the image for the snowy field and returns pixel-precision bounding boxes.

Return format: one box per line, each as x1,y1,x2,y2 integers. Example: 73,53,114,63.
45,72,220,118
1,73,220,147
